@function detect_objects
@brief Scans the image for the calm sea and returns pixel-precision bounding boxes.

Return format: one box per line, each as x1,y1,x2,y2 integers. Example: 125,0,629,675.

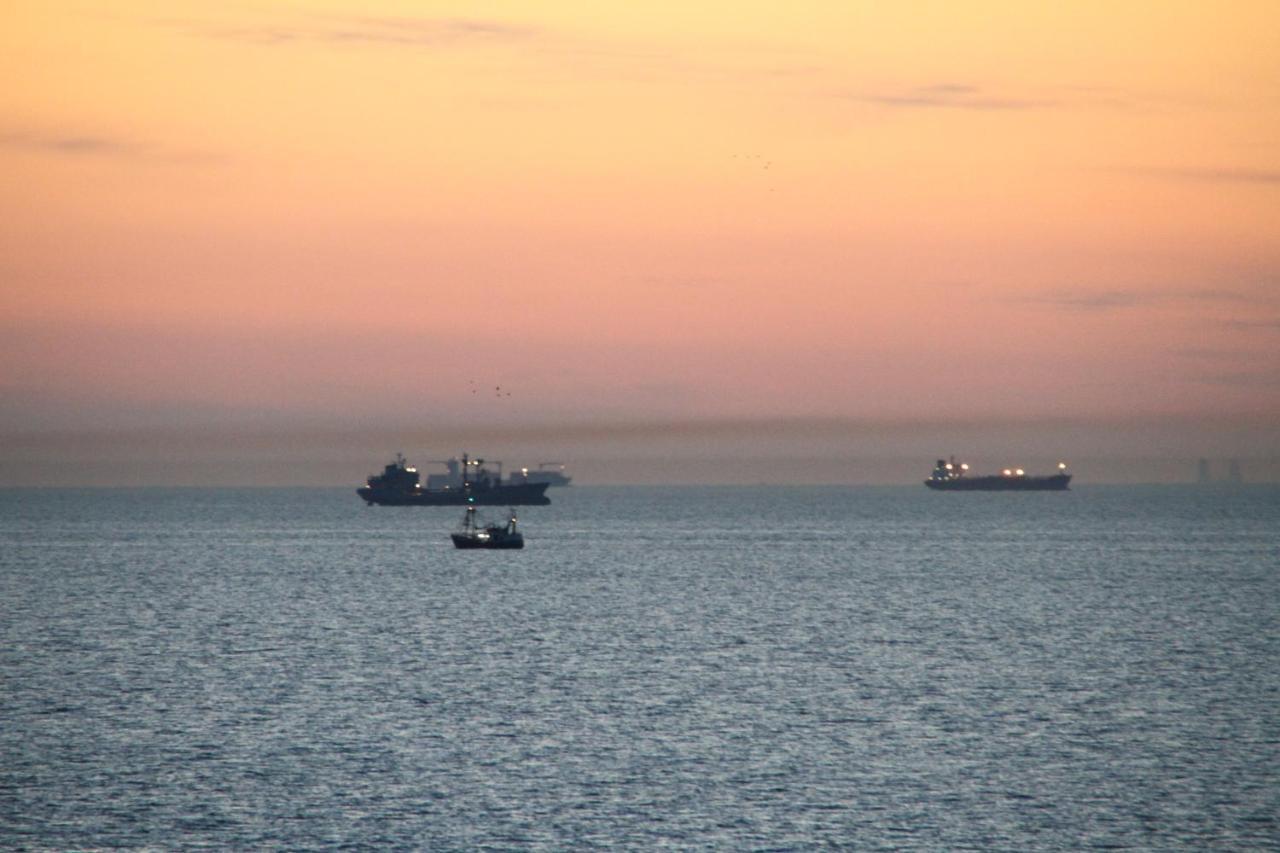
1,485,1277,849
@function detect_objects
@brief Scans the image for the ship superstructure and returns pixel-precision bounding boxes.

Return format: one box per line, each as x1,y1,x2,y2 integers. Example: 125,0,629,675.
521,462,572,487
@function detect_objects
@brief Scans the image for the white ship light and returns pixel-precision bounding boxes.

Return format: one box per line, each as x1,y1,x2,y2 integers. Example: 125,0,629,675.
1003,468,1012,476
960,463,969,470
945,463,953,470
1058,462,1067,469
1016,468,1025,476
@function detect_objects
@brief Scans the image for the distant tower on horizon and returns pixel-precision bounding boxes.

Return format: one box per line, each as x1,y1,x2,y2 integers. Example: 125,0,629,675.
1197,458,1212,484
1228,459,1243,484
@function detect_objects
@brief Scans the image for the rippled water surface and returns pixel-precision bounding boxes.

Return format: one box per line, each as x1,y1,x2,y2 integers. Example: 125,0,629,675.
2,485,1278,849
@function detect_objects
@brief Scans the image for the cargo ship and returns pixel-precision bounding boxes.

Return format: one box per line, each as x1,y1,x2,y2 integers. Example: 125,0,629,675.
524,462,572,487
358,453,551,506
925,457,1071,491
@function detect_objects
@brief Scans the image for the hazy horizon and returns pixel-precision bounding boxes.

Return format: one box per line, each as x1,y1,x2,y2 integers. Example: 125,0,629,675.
3,414,1277,486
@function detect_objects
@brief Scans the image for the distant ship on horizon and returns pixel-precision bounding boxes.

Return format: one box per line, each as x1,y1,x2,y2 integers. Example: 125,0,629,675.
1197,457,1244,484
358,453,551,506
525,462,572,487
925,457,1071,491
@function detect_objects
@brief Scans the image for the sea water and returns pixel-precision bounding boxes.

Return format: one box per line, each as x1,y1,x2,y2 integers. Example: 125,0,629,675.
1,485,1277,849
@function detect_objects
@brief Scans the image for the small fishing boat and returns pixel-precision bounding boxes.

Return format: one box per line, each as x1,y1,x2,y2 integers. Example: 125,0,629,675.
451,506,524,549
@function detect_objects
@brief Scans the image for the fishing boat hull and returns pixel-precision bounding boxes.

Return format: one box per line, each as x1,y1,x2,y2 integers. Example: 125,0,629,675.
451,533,524,549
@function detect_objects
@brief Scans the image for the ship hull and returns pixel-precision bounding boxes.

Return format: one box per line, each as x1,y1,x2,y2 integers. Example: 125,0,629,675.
925,474,1071,491
450,533,524,549
358,482,551,506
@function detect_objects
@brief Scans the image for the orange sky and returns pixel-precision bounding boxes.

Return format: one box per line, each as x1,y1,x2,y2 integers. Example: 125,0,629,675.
2,1,1278,481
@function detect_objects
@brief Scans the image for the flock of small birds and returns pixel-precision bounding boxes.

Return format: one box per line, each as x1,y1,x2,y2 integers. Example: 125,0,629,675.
733,153,773,170
732,153,776,191
462,154,775,405
468,379,512,397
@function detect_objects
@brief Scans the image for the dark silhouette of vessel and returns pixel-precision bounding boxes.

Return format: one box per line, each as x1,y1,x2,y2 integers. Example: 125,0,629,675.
358,453,551,506
925,457,1071,491
451,506,524,549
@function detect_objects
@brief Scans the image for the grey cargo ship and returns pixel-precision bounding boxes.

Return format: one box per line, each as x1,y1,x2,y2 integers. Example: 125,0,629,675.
358,453,551,506
925,457,1071,491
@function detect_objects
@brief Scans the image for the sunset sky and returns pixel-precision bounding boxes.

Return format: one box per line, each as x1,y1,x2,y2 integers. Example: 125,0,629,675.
2,1,1278,484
